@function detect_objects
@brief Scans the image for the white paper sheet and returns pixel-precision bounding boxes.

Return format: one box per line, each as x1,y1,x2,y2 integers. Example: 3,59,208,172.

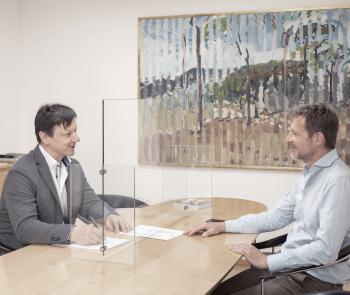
53,237,129,252
123,225,184,240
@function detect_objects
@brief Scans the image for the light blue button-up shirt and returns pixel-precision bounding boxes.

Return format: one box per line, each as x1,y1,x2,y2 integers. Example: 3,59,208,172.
225,149,350,284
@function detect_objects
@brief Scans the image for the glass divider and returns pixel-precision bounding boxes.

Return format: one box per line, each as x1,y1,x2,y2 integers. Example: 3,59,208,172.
66,163,135,269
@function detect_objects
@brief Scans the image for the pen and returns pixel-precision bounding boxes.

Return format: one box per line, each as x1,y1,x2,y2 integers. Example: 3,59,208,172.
89,216,106,252
89,216,99,228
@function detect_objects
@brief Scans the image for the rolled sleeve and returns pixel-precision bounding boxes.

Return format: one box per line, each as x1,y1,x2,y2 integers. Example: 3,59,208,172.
225,214,259,233
267,253,286,273
224,190,296,234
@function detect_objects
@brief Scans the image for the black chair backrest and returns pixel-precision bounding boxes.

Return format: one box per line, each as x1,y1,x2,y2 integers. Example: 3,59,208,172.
253,233,288,249
98,194,148,208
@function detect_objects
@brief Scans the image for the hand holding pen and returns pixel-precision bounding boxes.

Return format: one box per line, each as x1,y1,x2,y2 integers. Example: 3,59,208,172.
69,216,103,245
89,216,107,252
89,215,99,228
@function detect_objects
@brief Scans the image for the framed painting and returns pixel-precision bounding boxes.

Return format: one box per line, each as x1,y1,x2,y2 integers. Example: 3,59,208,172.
138,6,350,169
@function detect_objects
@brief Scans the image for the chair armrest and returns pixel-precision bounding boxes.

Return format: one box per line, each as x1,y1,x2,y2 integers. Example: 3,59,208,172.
261,246,350,281
338,244,350,260
260,265,314,280
206,218,225,223
253,234,288,249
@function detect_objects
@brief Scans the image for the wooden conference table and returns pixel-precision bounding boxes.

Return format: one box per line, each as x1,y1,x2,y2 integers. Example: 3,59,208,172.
0,197,266,295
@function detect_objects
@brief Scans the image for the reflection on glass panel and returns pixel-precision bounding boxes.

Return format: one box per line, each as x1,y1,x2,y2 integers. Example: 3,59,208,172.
100,99,217,275
65,163,135,269
103,99,138,167
160,145,213,219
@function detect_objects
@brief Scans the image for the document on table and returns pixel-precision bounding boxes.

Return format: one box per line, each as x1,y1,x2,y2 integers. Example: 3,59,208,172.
53,237,129,252
123,225,183,240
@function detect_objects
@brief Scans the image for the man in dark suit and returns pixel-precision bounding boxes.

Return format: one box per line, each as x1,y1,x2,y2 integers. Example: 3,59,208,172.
0,104,130,254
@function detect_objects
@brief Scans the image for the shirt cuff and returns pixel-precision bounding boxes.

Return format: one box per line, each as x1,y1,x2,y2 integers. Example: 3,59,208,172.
66,225,76,244
225,220,241,232
267,253,285,273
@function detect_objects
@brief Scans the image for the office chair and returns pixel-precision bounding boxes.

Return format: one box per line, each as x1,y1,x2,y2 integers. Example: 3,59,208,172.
98,194,148,209
252,233,288,254
252,235,350,295
76,195,147,225
300,292,350,295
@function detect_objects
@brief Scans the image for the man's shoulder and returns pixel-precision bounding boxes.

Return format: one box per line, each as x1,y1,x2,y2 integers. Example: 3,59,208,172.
12,150,34,166
69,157,79,165
10,148,39,173
325,156,350,179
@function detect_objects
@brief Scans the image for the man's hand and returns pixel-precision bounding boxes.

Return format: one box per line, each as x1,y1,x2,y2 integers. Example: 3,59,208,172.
229,243,268,269
70,224,102,245
183,222,225,237
105,214,132,233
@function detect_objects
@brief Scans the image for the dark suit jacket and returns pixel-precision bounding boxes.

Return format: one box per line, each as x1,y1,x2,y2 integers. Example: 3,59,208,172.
0,145,111,250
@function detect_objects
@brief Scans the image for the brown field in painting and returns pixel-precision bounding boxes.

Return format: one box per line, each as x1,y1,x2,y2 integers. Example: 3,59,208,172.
138,103,350,169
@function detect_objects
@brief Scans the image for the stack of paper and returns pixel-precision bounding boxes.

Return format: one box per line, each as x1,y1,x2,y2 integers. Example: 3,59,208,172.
124,225,183,240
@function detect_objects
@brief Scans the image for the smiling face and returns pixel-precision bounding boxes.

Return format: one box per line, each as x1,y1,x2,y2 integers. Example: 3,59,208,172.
286,116,319,167
39,118,80,161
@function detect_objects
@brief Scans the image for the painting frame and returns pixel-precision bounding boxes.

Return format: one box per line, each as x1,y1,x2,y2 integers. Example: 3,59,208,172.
138,5,350,170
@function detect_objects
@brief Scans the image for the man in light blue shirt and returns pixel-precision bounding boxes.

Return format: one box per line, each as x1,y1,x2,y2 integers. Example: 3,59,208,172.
185,104,350,294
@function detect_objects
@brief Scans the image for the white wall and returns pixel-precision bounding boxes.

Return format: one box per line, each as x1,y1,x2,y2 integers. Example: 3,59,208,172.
0,0,21,154
15,0,350,208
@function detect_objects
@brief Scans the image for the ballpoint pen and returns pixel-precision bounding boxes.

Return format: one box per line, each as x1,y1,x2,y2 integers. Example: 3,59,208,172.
89,215,107,252
89,215,99,228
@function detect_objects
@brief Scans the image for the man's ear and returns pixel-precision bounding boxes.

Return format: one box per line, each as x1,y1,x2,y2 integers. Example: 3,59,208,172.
39,131,50,145
313,131,326,147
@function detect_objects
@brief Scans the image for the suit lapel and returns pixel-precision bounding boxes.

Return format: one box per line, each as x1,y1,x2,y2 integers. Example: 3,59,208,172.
64,162,82,224
33,146,62,209
64,164,71,224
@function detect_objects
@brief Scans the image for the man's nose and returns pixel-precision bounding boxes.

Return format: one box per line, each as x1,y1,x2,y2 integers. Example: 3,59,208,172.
285,133,292,143
74,133,80,142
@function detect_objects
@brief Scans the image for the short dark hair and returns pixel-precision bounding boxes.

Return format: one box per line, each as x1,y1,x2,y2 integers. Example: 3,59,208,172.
292,104,339,149
35,104,77,142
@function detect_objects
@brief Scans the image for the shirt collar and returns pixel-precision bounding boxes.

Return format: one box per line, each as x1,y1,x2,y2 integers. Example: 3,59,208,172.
38,145,71,170
39,144,60,170
303,149,338,176
313,149,339,168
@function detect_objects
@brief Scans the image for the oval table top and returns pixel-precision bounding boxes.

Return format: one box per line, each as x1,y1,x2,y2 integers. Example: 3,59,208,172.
0,197,267,295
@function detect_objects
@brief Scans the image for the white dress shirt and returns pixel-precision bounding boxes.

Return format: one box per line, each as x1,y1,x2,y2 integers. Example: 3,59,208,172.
225,149,350,284
39,145,69,218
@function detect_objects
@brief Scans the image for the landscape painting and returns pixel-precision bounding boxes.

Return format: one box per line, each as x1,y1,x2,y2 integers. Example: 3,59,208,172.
138,7,350,169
